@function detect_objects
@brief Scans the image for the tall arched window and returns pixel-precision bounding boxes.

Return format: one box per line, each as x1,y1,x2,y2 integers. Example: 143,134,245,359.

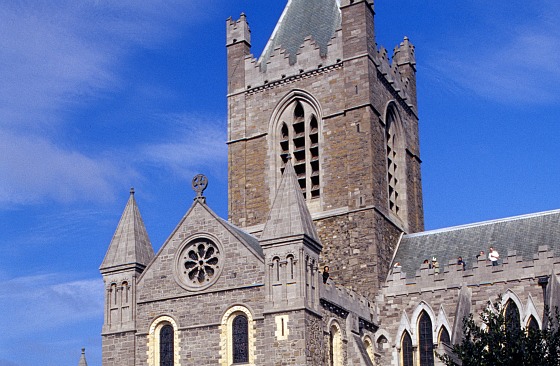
329,322,343,366
147,316,180,366
401,331,413,366
232,314,249,363
277,99,321,200
160,324,174,366
385,106,405,218
439,327,450,346
505,300,521,332
527,316,539,332
220,306,255,366
418,312,434,366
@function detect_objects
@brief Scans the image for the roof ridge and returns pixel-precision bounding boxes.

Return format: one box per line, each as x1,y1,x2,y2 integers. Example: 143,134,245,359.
405,209,560,238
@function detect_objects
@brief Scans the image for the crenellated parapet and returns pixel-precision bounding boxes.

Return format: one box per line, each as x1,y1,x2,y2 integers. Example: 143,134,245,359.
226,13,251,46
234,29,343,95
372,37,417,111
321,281,376,325
384,245,560,296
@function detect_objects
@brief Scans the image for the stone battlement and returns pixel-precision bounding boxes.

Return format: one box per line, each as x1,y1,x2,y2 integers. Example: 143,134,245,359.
384,245,559,296
321,280,375,321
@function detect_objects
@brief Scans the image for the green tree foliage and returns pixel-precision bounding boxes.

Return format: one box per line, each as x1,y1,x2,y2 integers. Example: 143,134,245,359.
438,298,560,366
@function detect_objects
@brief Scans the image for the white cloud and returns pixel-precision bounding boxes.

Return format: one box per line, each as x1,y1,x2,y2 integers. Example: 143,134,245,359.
0,1,209,208
140,114,228,180
426,3,560,105
0,129,133,206
0,274,104,338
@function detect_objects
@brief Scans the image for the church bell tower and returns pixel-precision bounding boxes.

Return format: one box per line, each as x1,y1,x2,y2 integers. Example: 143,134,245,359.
227,0,423,297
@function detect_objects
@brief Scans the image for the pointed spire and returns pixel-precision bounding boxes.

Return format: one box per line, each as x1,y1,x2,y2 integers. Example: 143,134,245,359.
78,348,88,366
259,0,341,67
261,157,319,241
100,188,154,272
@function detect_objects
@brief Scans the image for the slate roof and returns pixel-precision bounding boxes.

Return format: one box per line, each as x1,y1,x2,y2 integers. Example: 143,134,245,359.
259,0,341,67
261,158,320,242
100,189,155,271
219,217,264,258
392,209,560,277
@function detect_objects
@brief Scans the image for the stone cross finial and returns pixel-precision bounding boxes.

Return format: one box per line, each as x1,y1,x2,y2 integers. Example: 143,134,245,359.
192,174,208,202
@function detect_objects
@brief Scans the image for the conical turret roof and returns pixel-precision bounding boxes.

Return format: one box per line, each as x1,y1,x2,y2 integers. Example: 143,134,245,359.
100,188,154,272
259,0,341,66
261,158,319,242
78,348,88,366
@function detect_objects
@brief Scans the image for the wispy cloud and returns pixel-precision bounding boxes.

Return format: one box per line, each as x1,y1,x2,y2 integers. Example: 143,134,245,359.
426,2,560,105
140,113,228,180
0,273,103,338
0,1,210,208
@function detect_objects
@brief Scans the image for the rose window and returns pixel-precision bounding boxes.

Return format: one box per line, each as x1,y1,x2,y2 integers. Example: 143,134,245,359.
175,238,222,290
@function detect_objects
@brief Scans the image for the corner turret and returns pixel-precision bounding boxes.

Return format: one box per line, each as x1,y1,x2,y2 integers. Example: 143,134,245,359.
226,14,251,94
100,188,154,363
392,36,417,108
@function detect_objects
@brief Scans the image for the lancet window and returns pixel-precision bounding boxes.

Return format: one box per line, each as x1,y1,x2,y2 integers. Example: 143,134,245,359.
278,100,320,200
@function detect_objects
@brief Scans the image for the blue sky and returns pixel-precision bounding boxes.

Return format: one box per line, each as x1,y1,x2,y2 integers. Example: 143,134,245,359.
1,1,559,365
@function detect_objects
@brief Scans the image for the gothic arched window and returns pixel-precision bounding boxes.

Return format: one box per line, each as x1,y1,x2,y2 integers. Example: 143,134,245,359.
439,327,450,346
277,99,321,200
527,315,539,332
418,312,434,366
385,106,405,218
505,300,521,332
329,323,343,366
401,331,413,366
160,324,174,366
232,314,249,363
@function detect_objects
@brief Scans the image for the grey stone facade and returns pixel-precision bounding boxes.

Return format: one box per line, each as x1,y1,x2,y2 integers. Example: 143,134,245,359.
98,1,560,365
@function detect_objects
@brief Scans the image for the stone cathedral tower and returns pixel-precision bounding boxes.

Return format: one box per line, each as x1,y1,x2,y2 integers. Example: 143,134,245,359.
227,0,423,297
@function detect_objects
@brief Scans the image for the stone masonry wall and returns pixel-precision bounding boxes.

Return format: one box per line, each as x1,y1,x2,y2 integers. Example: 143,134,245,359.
102,332,135,366
376,247,560,366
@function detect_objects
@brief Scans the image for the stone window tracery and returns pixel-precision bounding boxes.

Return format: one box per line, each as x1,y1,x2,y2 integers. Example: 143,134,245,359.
385,105,405,218
174,235,224,291
277,99,321,200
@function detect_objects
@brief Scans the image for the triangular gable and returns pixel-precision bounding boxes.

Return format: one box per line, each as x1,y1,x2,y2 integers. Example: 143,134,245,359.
137,199,264,299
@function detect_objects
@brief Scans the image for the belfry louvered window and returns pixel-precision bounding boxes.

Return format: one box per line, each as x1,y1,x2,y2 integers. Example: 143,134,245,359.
386,107,402,216
279,100,320,200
